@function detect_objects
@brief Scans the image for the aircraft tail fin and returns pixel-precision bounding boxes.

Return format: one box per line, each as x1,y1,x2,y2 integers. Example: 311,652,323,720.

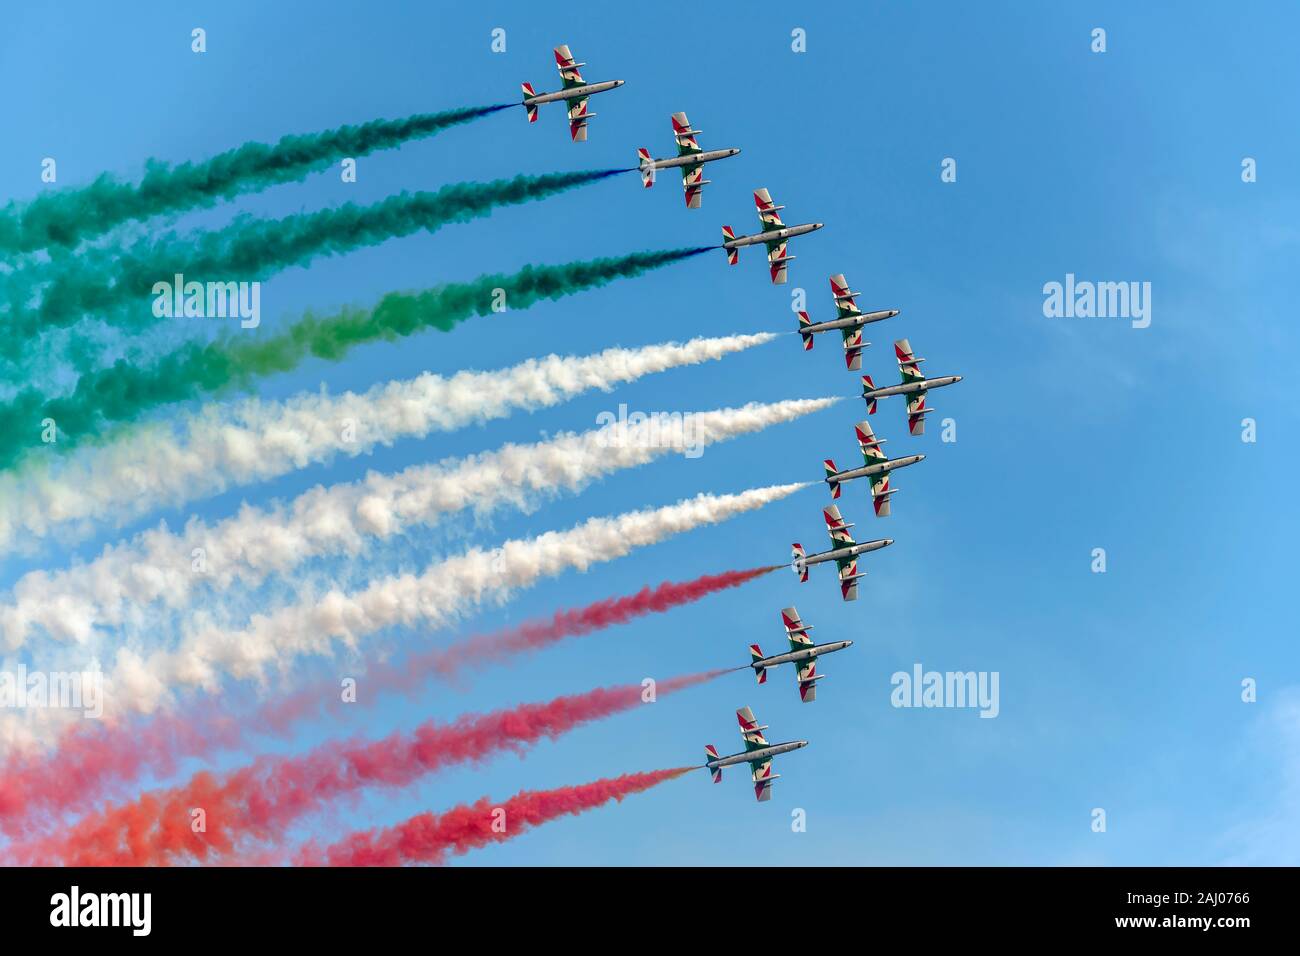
637,149,654,187
823,459,841,498
704,744,722,783
791,543,809,582
798,311,814,350
721,226,739,264
749,644,767,683
862,374,877,415
521,83,539,123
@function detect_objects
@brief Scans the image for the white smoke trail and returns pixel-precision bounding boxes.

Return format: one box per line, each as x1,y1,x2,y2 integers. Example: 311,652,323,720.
0,397,836,649
0,332,778,553
93,482,809,720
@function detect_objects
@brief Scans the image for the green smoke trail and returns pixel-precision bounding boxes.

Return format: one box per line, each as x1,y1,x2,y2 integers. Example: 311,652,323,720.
3,167,625,364
0,104,511,254
0,246,712,470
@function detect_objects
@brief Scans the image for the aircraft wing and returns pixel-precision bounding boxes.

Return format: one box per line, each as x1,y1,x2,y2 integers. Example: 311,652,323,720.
750,758,776,801
567,97,592,141
824,505,856,547
869,472,893,517
840,327,866,370
896,339,929,434
781,606,814,651
836,557,861,602
672,112,703,155
795,658,819,702
682,165,706,208
766,240,792,284
905,390,929,435
754,188,785,228
855,420,887,466
554,45,586,88
737,706,770,749
830,273,861,317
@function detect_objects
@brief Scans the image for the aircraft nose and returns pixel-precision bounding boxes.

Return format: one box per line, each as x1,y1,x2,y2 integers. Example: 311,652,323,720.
916,454,926,462
732,148,742,156
845,640,854,647
954,375,963,382
890,310,900,317
884,538,895,547
814,222,825,230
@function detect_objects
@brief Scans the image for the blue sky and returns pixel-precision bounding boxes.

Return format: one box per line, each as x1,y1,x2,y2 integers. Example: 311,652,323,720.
1,1,1296,864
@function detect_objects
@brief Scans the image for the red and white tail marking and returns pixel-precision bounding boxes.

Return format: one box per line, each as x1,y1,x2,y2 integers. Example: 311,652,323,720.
637,149,654,188
862,374,878,415
799,312,814,350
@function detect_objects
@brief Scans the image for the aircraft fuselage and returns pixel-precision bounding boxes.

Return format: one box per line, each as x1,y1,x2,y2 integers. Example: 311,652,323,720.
752,640,853,673
706,739,808,770
725,222,823,249
864,375,963,399
829,454,925,484
646,148,740,170
798,537,893,570
806,310,899,334
524,79,624,105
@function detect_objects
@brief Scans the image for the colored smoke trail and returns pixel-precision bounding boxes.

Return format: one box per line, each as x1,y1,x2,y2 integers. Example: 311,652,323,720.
296,767,695,866
0,400,824,648
107,483,806,714
12,674,721,865
0,104,510,253
0,332,777,552
4,167,624,357
263,565,781,728
0,568,771,832
0,244,709,470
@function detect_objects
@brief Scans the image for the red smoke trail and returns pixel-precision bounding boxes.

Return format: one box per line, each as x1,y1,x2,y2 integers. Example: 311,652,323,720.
13,671,725,866
0,565,773,835
260,564,778,728
296,766,695,866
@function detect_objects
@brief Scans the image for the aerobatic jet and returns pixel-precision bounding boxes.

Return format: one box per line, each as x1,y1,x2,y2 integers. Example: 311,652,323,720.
822,419,925,516
797,274,900,370
721,188,823,284
521,45,624,141
748,606,853,703
791,504,892,601
636,112,740,208
703,706,808,802
862,338,963,436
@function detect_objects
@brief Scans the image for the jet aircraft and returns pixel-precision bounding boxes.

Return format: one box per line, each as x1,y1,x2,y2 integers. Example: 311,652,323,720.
721,188,823,284
521,45,624,141
704,706,808,801
636,112,740,208
748,606,853,702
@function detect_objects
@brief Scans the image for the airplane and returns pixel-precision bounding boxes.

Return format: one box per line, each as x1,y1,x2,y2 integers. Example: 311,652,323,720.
791,504,892,601
636,112,740,208
521,45,625,141
823,419,925,516
704,706,808,802
798,274,900,370
748,606,853,703
861,338,963,436
721,188,824,284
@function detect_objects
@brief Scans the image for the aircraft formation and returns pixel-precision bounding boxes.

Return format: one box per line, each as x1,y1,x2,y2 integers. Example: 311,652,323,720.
524,45,964,802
